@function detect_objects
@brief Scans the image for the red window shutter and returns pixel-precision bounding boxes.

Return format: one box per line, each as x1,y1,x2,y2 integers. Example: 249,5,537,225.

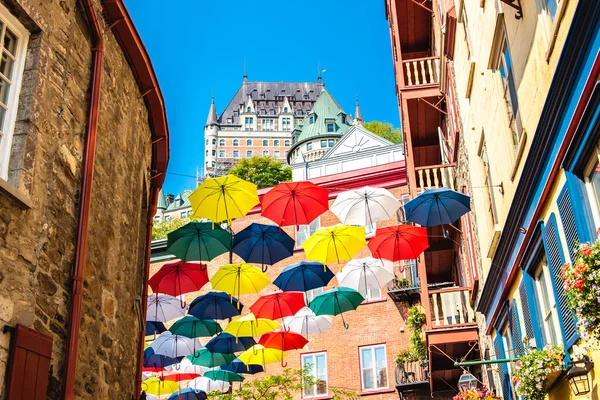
6,324,53,400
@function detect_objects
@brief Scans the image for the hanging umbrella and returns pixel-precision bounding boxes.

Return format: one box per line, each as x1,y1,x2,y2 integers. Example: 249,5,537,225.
146,321,167,337
336,257,395,296
188,292,243,320
149,261,209,306
330,186,401,226
188,377,231,393
203,368,245,383
282,307,333,339
188,348,236,368
249,291,306,321
205,332,256,354
151,332,202,358
168,388,208,400
221,359,264,375
169,316,222,338
232,223,294,272
189,175,259,224
210,264,271,308
169,357,210,377
403,187,471,227
303,225,366,266
224,314,280,340
368,224,429,262
238,345,287,367
161,368,203,382
308,287,364,329
143,347,181,372
147,294,187,322
261,181,329,227
142,377,180,397
258,331,308,367
273,261,334,292
166,221,232,265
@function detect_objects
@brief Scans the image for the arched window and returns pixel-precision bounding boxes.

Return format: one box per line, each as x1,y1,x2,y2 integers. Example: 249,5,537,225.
263,140,268,146
284,140,290,146
247,107,251,113
219,139,225,146
212,139,216,145
284,107,288,113
233,140,239,146
274,140,280,146
246,139,252,146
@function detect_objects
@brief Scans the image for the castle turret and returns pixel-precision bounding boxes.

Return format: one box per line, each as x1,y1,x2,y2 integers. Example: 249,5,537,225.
354,95,363,126
204,95,219,174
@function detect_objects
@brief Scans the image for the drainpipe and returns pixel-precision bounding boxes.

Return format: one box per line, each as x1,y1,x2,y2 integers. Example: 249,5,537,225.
62,1,104,398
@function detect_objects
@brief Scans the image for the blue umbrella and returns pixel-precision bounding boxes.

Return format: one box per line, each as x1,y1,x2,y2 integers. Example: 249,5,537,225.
188,292,243,320
221,359,264,375
273,261,335,292
167,388,207,400
403,187,471,227
143,347,181,371
146,321,166,336
205,333,255,354
232,223,295,272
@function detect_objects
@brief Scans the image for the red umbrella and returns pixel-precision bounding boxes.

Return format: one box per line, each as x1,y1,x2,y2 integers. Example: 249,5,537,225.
368,225,429,264
261,182,329,227
161,369,202,382
249,291,306,321
259,331,308,366
149,261,209,307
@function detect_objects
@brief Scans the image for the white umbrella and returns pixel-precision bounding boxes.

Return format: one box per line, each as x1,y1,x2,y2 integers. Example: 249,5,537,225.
147,294,187,322
330,186,401,226
188,376,230,393
150,332,202,358
168,357,210,376
282,307,333,337
337,257,395,296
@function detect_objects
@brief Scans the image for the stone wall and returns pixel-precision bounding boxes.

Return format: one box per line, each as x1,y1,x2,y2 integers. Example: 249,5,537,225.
0,0,154,398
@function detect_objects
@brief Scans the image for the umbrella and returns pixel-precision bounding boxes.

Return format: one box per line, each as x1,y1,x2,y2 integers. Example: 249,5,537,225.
303,225,366,266
368,224,429,262
188,292,243,320
282,307,333,339
147,294,187,322
221,359,264,375
238,345,287,367
146,321,167,337
169,357,210,377
258,331,308,367
188,348,236,368
161,368,203,382
142,377,180,397
188,377,230,393
224,314,280,340
249,291,306,321
330,186,401,226
166,222,232,265
210,264,271,308
149,261,209,306
168,388,207,400
151,332,203,358
169,316,222,338
143,347,181,372
205,332,255,354
308,287,364,329
189,175,259,224
261,181,329,227
403,187,471,227
336,257,395,296
203,368,245,383
273,261,334,292
232,223,294,272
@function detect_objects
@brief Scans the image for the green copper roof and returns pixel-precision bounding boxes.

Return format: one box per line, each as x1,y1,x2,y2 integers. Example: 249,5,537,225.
157,189,167,210
295,88,352,142
166,190,193,211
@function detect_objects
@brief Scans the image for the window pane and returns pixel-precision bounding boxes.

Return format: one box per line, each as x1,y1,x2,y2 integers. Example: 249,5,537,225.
3,28,16,56
375,346,386,368
362,369,374,390
377,367,387,388
361,348,372,369
0,52,14,80
589,161,600,213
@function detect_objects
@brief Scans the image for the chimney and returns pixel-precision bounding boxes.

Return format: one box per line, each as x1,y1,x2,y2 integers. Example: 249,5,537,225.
166,194,175,205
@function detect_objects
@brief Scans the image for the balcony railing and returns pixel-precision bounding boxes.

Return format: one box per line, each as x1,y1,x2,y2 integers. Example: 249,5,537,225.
429,288,476,328
395,362,428,386
386,263,420,303
415,163,455,191
403,56,440,88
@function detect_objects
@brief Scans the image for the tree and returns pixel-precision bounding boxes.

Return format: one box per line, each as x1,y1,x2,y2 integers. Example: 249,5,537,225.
363,121,402,144
229,156,292,188
152,217,200,240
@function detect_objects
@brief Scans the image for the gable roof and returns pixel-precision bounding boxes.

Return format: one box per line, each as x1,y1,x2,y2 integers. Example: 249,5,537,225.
294,88,352,143
166,190,193,211
321,125,394,160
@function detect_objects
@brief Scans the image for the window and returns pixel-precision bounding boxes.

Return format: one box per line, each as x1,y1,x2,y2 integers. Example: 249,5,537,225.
246,150,253,157
584,148,600,226
460,3,473,59
270,109,276,115
360,345,388,391
205,139,208,145
478,137,499,226
284,140,290,146
165,215,172,221
212,139,216,145
274,150,280,158
180,211,186,218
274,140,280,146
246,139,252,146
233,150,239,158
297,109,303,116
365,222,376,237
284,107,288,113
327,123,334,133
260,109,266,115
153,216,161,223
328,140,335,147
540,0,558,22
321,140,327,148
219,150,225,157
262,150,269,156
233,139,239,146
263,140,268,146
534,255,561,345
307,143,313,151
304,94,309,99
211,150,216,156
309,115,315,124
282,117,291,131
233,111,238,117
362,287,382,302
305,287,324,304
296,217,320,247
245,117,254,131
247,107,251,113
302,352,327,398
219,139,225,146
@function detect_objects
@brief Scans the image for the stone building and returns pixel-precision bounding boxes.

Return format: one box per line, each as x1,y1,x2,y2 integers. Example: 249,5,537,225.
0,0,169,399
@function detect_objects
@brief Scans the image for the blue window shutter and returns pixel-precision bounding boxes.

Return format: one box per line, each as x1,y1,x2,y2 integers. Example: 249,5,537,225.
493,335,511,400
564,171,596,244
542,214,579,348
521,275,545,347
509,300,524,356
517,283,534,342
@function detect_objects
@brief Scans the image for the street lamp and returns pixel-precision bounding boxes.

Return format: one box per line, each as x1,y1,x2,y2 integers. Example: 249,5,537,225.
566,356,594,396
458,370,479,392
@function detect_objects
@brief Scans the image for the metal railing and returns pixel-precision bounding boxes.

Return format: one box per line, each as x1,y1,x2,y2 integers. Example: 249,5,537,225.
395,362,428,385
402,56,440,87
415,163,455,190
429,288,476,328
387,263,420,291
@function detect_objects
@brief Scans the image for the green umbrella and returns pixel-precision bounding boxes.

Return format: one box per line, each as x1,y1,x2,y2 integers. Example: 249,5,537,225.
188,348,236,368
308,287,364,330
203,368,245,383
169,316,222,338
167,222,232,266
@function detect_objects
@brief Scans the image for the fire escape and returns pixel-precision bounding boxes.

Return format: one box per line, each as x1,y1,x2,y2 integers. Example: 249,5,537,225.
385,0,481,397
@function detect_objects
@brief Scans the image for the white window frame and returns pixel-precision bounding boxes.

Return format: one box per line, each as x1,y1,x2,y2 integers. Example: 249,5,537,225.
0,4,29,180
219,139,225,146
583,144,600,228
359,344,388,391
274,150,280,158
305,286,324,305
534,256,561,346
302,352,328,398
262,150,269,156
233,150,239,158
219,150,225,158
246,150,253,157
295,217,320,248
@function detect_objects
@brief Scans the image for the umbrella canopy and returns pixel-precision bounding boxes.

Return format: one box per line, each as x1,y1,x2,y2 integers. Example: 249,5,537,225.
224,314,280,339
273,261,334,292
203,368,245,383
188,292,243,320
151,332,202,358
258,331,308,351
403,187,471,227
188,348,236,368
149,261,209,304
166,222,232,263
303,225,366,266
189,175,259,224
336,257,395,296
261,181,329,227
308,287,364,329
282,307,333,337
168,358,210,378
146,321,167,337
161,368,203,382
204,333,256,354
232,223,294,271
167,388,207,400
142,377,180,397
169,316,222,338
147,294,187,322
330,186,401,226
188,377,230,393
250,291,306,321
143,347,181,372
210,264,271,307
238,345,287,366
368,224,429,262
221,359,264,375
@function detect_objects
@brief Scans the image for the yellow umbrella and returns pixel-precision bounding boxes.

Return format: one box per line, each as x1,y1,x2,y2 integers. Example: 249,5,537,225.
210,263,271,308
224,313,280,340
302,225,366,266
189,175,259,224
141,377,179,396
238,345,287,366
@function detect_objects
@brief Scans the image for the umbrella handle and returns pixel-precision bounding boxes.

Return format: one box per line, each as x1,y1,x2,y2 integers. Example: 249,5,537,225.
180,299,187,308
262,264,268,273
200,263,207,271
341,313,349,330
281,359,288,367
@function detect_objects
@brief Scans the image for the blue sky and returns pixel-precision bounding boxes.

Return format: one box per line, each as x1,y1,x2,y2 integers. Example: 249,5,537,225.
125,0,400,195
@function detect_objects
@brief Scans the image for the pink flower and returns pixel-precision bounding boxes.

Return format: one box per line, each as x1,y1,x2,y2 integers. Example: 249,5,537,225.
574,277,585,290
516,360,522,368
564,280,571,291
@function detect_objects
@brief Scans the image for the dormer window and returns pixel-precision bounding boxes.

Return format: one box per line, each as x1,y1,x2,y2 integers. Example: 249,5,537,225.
233,111,239,116
227,118,233,124
309,115,315,124
261,109,266,115
304,94,309,99
297,109,303,116
260,93,265,99
247,107,251,113
269,109,276,115
284,107,288,113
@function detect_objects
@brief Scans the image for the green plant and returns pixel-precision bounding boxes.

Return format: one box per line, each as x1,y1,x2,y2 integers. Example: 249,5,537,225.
396,306,427,366
512,345,564,400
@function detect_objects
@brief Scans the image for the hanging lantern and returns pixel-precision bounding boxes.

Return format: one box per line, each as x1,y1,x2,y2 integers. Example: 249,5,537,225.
566,356,594,396
458,371,479,392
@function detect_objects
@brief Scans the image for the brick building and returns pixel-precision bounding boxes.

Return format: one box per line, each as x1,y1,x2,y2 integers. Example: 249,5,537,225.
0,0,169,398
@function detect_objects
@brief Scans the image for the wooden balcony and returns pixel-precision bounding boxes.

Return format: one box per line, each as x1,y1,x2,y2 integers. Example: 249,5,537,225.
429,288,475,328
415,163,455,191
386,263,421,304
402,56,440,88
395,362,429,392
